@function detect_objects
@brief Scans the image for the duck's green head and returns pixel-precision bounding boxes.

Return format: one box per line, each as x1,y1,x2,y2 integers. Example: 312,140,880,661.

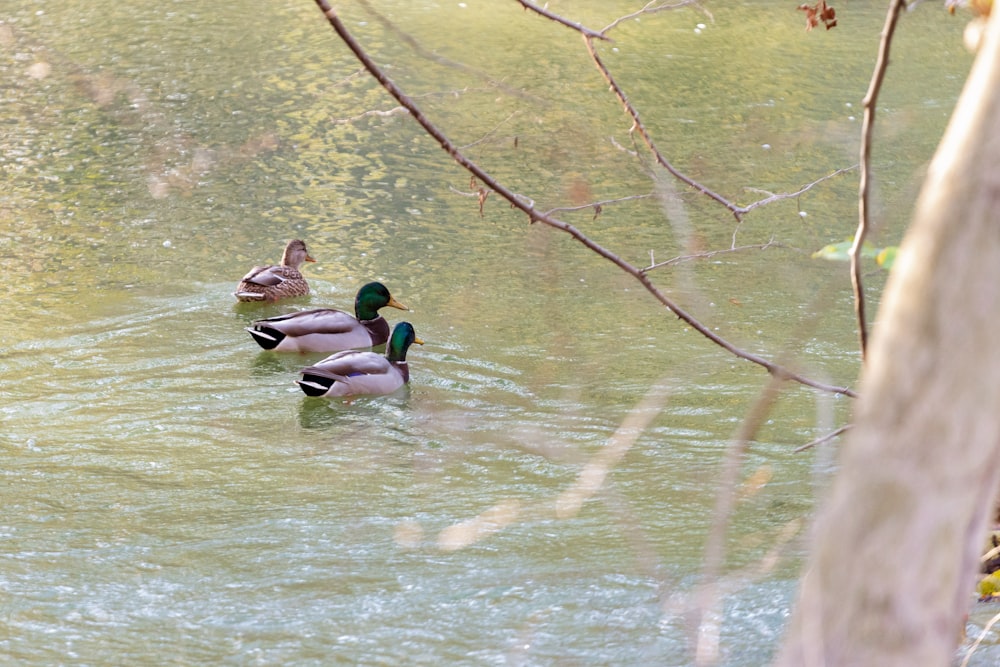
387,321,423,362
355,282,409,321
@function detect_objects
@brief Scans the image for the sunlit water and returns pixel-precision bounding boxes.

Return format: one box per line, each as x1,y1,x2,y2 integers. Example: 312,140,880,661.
2,1,994,664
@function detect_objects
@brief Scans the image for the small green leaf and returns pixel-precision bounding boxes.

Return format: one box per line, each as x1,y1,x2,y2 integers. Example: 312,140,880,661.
811,240,853,261
876,246,897,270
811,240,880,262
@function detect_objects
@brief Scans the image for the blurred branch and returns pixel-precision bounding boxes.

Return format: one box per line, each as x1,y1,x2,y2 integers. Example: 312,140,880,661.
311,1,857,398
555,382,672,519
853,0,906,361
961,611,1000,667
694,373,785,665
357,0,539,101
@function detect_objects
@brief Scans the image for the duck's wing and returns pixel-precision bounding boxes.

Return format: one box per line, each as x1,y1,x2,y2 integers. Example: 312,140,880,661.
297,350,403,396
301,350,390,380
253,309,360,336
241,265,294,287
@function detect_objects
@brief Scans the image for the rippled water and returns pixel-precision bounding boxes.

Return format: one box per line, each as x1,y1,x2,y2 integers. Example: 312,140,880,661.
2,1,992,664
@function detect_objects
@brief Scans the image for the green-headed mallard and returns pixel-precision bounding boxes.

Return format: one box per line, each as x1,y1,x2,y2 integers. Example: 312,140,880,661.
234,239,315,302
296,321,423,397
245,282,408,352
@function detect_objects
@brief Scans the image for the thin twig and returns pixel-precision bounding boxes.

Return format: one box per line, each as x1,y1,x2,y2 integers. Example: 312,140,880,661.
645,240,781,272
542,193,655,216
516,0,611,40
853,0,906,361
312,1,857,399
459,111,520,151
330,105,408,125
794,424,852,453
741,165,858,214
600,0,708,35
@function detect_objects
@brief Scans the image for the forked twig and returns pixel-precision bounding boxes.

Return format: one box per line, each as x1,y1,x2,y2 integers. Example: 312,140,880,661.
742,165,858,214
312,1,857,398
601,0,709,35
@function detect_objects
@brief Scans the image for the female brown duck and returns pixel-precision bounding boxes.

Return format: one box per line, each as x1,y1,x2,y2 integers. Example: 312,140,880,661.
233,239,315,302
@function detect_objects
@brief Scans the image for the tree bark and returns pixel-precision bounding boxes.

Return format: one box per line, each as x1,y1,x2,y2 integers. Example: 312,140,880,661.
776,9,1000,667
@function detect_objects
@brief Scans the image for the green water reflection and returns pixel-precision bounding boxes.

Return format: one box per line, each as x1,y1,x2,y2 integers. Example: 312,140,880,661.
0,1,987,664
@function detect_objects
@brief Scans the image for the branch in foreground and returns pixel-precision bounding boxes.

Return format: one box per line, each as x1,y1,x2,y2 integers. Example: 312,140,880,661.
312,0,857,399
695,373,786,665
853,0,906,361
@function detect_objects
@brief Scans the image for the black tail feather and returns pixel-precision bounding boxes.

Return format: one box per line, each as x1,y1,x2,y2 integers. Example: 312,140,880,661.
297,373,335,397
246,326,285,351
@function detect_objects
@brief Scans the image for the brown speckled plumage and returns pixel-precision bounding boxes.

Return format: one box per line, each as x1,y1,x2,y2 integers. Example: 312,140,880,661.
234,239,315,302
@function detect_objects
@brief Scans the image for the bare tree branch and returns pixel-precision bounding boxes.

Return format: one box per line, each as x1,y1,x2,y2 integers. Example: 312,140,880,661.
311,0,857,398
853,0,906,361
582,35,744,219
525,7,855,242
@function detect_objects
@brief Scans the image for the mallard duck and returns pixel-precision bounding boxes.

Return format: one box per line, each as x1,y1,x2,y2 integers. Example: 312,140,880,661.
234,239,315,302
296,321,423,397
245,282,408,352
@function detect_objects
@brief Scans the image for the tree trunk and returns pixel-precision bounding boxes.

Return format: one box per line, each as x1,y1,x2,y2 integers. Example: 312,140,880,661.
775,9,1000,667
